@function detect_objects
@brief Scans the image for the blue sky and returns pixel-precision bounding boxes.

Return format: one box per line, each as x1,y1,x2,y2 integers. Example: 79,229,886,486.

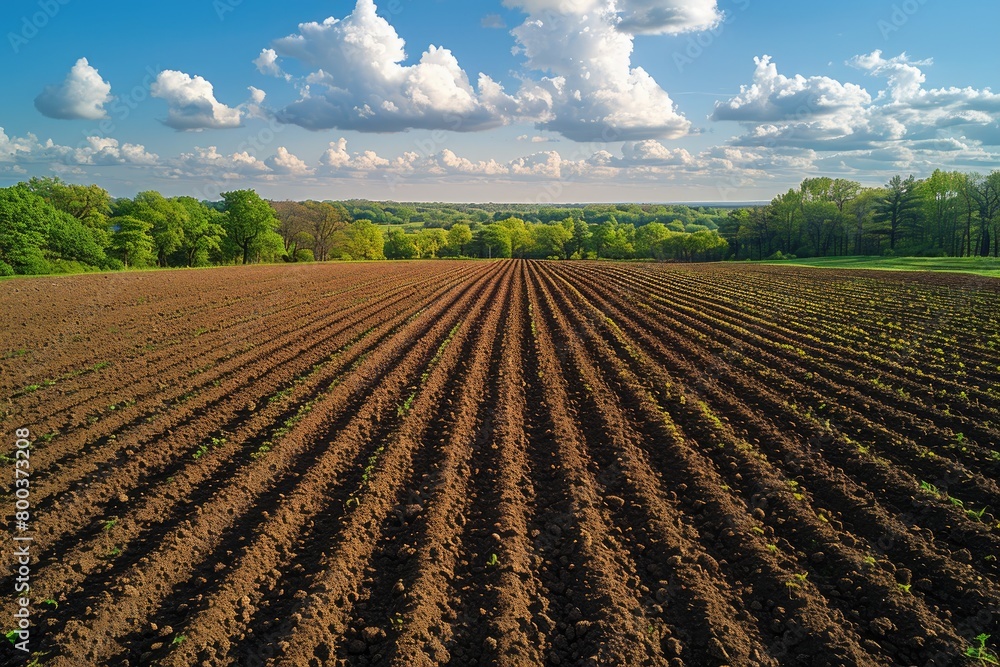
2,0,999,202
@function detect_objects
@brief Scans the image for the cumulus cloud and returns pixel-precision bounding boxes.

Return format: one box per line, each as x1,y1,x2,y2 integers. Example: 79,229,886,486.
70,136,159,166
850,50,1000,144
619,140,695,166
0,127,159,169
242,86,269,120
254,48,289,79
172,146,271,177
35,58,113,120
267,0,503,133
320,138,414,174
712,56,871,123
504,0,694,141
258,0,715,142
151,70,244,131
715,53,1000,164
265,147,313,175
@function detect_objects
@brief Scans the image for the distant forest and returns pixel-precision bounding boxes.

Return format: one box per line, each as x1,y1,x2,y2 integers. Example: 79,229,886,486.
0,170,997,276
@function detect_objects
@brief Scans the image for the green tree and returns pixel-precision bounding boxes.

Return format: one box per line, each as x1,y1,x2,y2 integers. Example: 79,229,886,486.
27,176,112,247
568,217,592,258
271,200,314,259
498,217,533,258
415,228,448,258
876,175,921,251
221,190,281,264
446,223,473,256
846,188,883,255
175,197,226,267
46,212,108,268
919,170,963,255
111,216,155,268
0,185,54,274
532,223,572,258
384,229,418,259
635,222,671,258
304,201,349,261
117,192,188,267
592,220,635,259
479,225,512,258
342,220,385,260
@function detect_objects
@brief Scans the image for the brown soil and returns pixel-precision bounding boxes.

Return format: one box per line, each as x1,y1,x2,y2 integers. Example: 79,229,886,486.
1,260,998,667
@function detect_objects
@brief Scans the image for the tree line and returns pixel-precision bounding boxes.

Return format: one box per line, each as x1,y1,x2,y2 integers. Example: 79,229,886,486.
6,170,994,276
0,178,730,275
722,171,1000,260
0,179,390,275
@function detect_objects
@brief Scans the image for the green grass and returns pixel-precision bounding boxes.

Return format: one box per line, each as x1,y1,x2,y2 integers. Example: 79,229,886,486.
756,255,1000,278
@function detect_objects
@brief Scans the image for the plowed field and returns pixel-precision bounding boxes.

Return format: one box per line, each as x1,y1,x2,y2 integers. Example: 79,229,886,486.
2,260,999,667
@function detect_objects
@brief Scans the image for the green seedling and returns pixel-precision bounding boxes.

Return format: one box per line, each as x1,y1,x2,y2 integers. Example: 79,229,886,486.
751,526,765,536
43,599,58,609
397,393,416,417
390,615,404,630
6,630,18,645
486,553,499,567
785,572,808,595
172,635,187,646
898,583,912,594
920,480,940,495
766,544,778,554
965,634,999,665
102,519,117,533
968,507,989,522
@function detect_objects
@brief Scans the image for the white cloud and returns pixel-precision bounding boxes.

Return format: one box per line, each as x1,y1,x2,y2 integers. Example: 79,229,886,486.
35,58,114,121
259,0,715,142
254,48,289,80
172,146,271,177
712,55,871,123
517,134,553,143
616,0,722,35
268,0,503,133
0,127,159,170
618,140,695,166
0,128,33,161
151,70,243,131
242,86,269,120
320,138,414,174
248,87,267,105
71,136,159,166
715,53,1000,159
504,0,721,34
265,147,313,175
504,0,694,141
